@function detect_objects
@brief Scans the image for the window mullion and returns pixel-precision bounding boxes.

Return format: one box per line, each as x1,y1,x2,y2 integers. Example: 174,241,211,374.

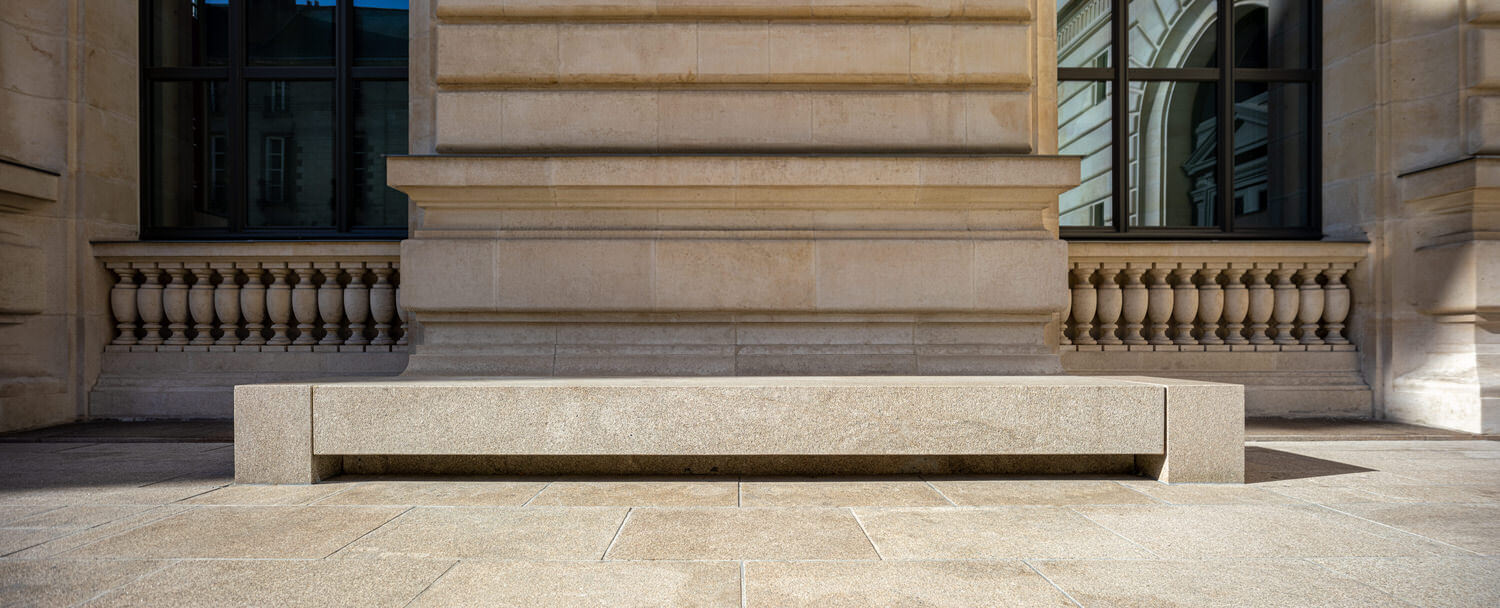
230,0,247,233
1217,0,1234,234
1112,0,1129,233
336,0,353,234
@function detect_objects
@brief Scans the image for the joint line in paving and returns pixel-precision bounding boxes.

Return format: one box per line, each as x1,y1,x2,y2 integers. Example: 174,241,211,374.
601,507,633,559
401,558,461,608
1022,559,1086,608
847,507,884,560
321,505,412,559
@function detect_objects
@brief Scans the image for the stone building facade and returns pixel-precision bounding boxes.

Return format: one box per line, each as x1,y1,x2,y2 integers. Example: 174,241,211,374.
0,0,1496,435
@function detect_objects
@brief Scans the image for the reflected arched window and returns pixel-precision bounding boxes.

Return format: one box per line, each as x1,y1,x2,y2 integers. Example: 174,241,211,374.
1057,0,1319,238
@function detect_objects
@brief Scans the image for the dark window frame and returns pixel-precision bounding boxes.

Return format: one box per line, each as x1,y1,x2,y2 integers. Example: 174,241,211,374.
1057,0,1323,240
140,0,408,240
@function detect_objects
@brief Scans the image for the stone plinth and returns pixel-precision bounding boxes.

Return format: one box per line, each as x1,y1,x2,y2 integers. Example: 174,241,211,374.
233,375,1245,484
388,154,1080,376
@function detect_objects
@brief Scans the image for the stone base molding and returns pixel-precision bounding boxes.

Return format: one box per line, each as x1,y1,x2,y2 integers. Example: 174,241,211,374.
234,376,1244,484
1061,241,1372,417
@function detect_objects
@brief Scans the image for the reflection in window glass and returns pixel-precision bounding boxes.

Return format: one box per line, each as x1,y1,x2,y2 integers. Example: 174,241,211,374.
1058,80,1112,227
355,0,410,66
1235,82,1310,229
1130,81,1217,227
149,81,230,228
247,80,335,227
1057,0,1112,68
352,81,408,227
1235,0,1310,69
247,0,335,66
1128,0,1217,69
150,0,229,66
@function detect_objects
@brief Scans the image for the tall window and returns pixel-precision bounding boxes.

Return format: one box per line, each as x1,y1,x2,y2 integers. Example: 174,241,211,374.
142,0,409,239
1057,0,1320,238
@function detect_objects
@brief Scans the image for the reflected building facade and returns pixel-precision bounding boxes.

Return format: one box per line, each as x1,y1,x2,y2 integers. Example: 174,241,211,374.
1057,0,1313,233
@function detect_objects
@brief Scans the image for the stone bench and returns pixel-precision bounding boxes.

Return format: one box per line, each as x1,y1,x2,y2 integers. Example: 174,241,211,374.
233,376,1243,484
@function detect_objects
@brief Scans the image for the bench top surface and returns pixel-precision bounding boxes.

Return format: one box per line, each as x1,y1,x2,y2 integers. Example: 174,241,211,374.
245,375,1234,389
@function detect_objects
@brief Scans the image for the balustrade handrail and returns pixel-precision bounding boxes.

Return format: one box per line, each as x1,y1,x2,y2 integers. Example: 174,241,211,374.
96,241,406,352
1063,241,1367,352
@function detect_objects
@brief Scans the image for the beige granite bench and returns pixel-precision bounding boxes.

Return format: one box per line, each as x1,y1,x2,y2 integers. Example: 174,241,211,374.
233,376,1243,484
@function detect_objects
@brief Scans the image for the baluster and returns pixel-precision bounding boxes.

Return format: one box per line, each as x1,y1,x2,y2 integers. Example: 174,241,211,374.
1271,266,1300,345
137,266,165,346
1322,267,1351,345
370,264,396,346
1095,265,1123,345
1197,266,1224,345
1171,266,1200,345
266,265,294,346
343,263,371,346
291,264,319,346
162,265,191,346
108,264,139,346
1246,267,1274,345
1070,266,1098,345
1146,266,1174,345
1221,267,1249,345
395,276,408,346
315,263,345,346
240,264,267,346
210,263,241,346
1297,265,1326,345
1060,279,1073,346
187,265,217,346
1119,266,1148,345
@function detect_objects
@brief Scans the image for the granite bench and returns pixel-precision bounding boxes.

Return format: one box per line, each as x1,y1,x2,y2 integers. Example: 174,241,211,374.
233,375,1243,484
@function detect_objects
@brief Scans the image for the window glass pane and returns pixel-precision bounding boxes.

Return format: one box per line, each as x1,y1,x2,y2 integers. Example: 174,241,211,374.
355,0,410,66
352,81,408,227
149,0,229,67
247,0,335,66
148,81,230,229
1057,0,1112,68
1130,81,1217,227
1234,0,1311,69
1234,81,1310,229
1129,0,1217,69
1058,80,1113,227
247,80,335,227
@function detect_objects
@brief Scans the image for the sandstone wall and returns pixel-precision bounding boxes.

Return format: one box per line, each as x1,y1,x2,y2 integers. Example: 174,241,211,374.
0,0,138,431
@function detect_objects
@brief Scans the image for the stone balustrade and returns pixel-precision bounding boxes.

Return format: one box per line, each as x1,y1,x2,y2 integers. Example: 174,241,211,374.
1063,242,1367,352
95,242,405,352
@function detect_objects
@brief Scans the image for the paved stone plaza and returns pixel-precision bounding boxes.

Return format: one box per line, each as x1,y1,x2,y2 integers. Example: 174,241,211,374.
0,426,1495,607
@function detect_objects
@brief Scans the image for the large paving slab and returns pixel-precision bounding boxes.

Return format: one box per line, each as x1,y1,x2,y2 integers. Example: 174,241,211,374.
0,560,166,608
408,561,741,607
744,560,1075,607
739,477,950,507
1072,504,1469,558
606,507,879,560
1030,559,1412,607
0,430,1496,605
853,507,1155,559
60,506,405,559
85,558,454,608
529,478,739,507
334,506,628,559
